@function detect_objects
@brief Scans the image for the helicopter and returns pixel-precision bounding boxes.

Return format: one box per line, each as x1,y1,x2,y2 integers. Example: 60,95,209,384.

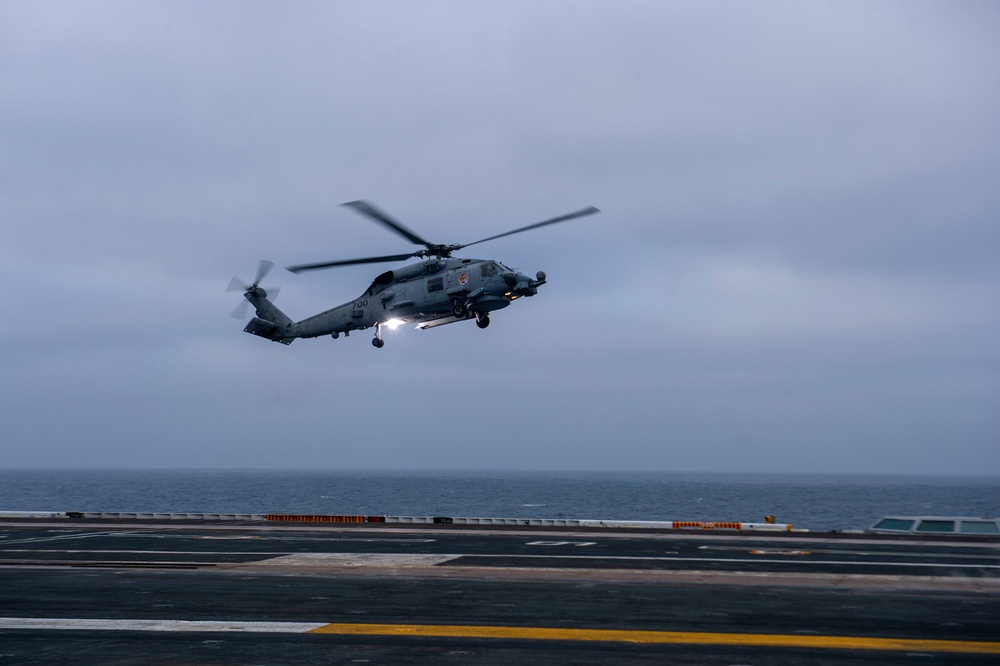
228,200,600,348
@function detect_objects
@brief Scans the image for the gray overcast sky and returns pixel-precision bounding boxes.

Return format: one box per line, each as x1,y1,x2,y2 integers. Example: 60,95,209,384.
2,1,998,473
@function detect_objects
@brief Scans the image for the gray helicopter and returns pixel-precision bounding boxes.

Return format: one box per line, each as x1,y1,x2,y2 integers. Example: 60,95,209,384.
228,201,600,347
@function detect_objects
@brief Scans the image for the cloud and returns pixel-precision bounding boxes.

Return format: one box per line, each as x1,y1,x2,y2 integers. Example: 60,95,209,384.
1,1,997,473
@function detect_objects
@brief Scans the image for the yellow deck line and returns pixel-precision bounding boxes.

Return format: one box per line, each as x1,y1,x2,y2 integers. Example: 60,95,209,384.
309,623,1000,654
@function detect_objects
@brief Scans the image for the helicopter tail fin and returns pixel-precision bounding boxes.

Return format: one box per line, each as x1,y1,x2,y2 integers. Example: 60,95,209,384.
243,289,296,344
244,316,294,345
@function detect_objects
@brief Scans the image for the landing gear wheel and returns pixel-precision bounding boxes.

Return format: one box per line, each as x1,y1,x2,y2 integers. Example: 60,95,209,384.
372,337,385,348
452,303,467,318
476,314,490,329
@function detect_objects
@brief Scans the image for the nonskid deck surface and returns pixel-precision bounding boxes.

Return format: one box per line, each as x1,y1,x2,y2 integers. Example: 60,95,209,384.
1,519,998,665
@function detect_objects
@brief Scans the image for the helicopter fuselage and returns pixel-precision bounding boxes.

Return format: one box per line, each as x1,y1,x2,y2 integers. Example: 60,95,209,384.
242,257,545,345
230,200,596,348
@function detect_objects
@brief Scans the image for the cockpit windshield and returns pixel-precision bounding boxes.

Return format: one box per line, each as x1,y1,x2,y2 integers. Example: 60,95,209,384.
480,262,499,277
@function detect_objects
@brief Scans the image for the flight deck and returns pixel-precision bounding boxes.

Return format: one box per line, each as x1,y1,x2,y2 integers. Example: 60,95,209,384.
1,516,998,664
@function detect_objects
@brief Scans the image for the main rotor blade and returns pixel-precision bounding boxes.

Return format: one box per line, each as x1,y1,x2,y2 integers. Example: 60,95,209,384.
458,206,601,249
286,252,418,274
341,200,432,248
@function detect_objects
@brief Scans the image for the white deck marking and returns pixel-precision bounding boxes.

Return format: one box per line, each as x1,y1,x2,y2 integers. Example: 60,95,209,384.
0,618,323,633
0,530,160,545
1,549,295,556
1,532,119,545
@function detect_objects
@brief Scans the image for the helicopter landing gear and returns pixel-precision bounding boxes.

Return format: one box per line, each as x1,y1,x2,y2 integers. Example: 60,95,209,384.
475,313,490,329
372,323,385,348
451,301,467,318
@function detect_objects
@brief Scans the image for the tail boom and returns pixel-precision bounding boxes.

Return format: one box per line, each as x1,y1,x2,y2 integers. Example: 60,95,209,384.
243,289,296,344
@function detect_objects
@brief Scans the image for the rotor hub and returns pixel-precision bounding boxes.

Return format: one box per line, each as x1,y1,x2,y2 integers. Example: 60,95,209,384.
416,244,462,259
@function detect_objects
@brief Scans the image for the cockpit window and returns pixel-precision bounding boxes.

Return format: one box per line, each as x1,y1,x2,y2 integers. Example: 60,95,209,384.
480,262,498,277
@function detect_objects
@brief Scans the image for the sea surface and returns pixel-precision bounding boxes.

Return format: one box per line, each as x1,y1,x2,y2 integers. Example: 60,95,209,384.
1,470,998,532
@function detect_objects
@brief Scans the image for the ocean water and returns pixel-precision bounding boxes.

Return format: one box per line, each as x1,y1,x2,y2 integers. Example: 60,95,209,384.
1,470,998,532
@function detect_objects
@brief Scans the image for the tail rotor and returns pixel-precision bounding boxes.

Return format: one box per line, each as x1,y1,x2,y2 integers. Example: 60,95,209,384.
227,260,280,319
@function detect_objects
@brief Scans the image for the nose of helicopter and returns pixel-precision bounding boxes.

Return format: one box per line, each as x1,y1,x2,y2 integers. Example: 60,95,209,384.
509,271,544,297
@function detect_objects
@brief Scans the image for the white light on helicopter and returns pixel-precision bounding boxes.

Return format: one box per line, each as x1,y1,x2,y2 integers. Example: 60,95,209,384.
384,318,405,330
